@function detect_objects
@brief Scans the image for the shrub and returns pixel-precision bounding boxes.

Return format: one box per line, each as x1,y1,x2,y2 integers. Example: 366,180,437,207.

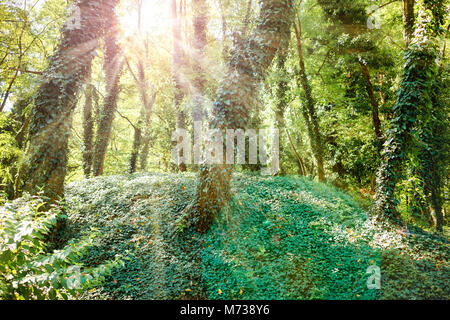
0,194,123,300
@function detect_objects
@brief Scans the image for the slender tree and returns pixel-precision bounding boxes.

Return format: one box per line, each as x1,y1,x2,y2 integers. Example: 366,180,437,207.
273,39,290,175
172,0,187,172
82,63,94,177
127,1,156,173
92,8,123,176
359,61,382,142
293,17,325,181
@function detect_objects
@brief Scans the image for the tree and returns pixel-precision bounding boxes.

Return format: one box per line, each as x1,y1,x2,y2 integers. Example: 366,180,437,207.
193,0,294,232
82,63,94,178
126,1,157,173
272,38,291,175
293,15,325,181
375,0,447,224
171,0,188,172
18,0,119,200
92,7,123,176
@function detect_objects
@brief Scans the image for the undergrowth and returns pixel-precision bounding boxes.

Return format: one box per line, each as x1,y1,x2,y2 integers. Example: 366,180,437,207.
62,172,449,300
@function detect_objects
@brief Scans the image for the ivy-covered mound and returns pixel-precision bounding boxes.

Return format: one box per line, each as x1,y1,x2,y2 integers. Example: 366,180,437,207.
63,173,449,300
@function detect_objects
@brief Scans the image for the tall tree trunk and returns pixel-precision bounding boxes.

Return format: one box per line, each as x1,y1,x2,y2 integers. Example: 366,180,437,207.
172,0,187,172
129,125,142,174
194,0,294,232
286,128,306,175
191,0,208,168
82,63,94,177
192,0,207,122
274,40,290,175
127,3,155,173
92,10,123,176
402,0,415,45
139,91,156,171
375,3,441,222
19,0,119,199
293,18,325,181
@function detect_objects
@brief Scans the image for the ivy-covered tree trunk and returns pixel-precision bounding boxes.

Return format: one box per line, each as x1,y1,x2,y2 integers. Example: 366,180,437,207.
92,11,123,177
293,18,325,181
375,3,443,222
194,0,294,232
19,0,119,199
82,63,94,178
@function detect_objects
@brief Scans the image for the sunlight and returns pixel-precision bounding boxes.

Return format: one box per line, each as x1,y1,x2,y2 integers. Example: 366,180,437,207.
119,0,172,37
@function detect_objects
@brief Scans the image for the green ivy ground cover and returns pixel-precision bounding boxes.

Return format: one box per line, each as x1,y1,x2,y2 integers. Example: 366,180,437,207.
63,172,449,300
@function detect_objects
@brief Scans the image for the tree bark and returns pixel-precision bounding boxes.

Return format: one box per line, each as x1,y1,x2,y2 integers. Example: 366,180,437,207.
286,128,305,175
402,0,415,45
191,0,208,169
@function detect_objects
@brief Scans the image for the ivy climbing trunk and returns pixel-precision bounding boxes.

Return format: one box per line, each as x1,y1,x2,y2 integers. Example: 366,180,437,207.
92,11,123,177
194,0,294,232
19,0,119,199
417,64,447,232
375,3,443,222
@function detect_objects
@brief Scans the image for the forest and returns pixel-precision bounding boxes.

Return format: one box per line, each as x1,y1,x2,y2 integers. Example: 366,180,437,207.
0,0,449,301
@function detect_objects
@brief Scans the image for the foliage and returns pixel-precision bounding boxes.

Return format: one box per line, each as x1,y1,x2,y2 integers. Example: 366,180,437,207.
63,172,449,300
0,113,21,200
0,194,123,299
375,0,448,225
